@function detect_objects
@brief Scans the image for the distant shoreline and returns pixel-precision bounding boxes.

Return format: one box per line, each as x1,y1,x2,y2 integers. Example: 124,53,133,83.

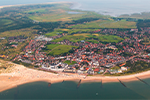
0,1,72,9
1,63,150,92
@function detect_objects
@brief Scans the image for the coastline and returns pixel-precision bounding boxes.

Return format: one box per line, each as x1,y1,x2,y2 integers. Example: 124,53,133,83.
1,63,150,92
0,1,72,9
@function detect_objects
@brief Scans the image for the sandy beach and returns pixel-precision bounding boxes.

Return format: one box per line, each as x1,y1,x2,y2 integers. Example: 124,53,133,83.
0,62,150,93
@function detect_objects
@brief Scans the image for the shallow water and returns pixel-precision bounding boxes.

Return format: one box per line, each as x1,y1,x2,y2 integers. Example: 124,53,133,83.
1,79,150,99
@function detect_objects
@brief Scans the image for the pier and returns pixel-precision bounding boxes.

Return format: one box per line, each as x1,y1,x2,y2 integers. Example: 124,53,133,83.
77,79,81,88
117,78,127,87
135,76,149,85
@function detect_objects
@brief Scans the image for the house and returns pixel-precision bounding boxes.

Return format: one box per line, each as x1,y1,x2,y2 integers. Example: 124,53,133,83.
118,69,122,73
63,67,76,73
87,68,94,75
94,68,100,73
121,67,128,71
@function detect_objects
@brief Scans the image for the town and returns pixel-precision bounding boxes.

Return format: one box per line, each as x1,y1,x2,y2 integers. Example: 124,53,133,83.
10,27,150,75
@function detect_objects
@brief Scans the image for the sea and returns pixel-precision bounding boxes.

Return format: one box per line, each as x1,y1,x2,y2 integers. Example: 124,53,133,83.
1,79,150,99
1,0,150,17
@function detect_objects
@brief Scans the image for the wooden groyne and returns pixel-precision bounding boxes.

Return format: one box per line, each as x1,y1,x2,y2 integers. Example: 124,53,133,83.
62,80,64,83
117,78,127,87
48,83,51,87
77,79,81,88
135,76,149,85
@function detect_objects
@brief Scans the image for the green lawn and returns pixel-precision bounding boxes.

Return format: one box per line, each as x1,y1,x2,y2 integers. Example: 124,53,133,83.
49,45,78,56
46,44,61,50
64,60,77,65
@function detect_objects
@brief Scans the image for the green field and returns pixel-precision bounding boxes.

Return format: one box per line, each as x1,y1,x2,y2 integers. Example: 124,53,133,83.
46,44,61,50
52,33,123,43
45,28,99,36
0,19,14,26
70,19,137,29
98,35,124,43
64,60,77,65
49,45,78,55
52,35,86,43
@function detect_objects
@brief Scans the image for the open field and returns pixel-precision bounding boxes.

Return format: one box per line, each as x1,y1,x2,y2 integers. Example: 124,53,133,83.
0,28,37,37
98,35,124,43
64,60,77,65
49,45,78,56
70,19,137,29
45,28,99,36
46,44,61,50
52,33,123,43
52,35,86,43
0,19,14,26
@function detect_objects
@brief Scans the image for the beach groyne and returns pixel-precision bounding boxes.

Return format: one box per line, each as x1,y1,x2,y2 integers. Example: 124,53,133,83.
135,76,149,85
48,83,51,87
117,78,127,87
77,79,81,88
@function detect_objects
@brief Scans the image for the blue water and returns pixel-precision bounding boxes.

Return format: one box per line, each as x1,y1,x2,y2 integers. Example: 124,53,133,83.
1,79,150,99
67,11,84,14
0,0,150,16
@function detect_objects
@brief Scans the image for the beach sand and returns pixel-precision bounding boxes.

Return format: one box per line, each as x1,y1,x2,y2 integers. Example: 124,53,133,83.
0,63,150,92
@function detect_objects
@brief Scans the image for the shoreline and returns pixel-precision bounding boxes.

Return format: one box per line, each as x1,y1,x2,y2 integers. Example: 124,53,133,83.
1,63,150,92
0,1,72,9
